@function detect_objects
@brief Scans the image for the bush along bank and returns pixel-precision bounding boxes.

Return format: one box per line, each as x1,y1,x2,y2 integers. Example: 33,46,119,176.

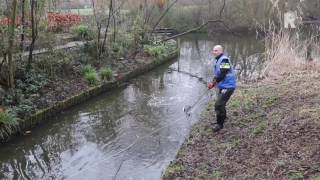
0,40,178,143
163,72,320,179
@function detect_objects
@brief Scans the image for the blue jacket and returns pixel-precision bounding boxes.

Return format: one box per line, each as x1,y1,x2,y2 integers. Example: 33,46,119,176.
213,54,237,89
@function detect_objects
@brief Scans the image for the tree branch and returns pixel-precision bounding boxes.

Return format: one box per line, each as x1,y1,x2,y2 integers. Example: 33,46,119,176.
219,0,226,19
160,20,223,42
151,0,179,34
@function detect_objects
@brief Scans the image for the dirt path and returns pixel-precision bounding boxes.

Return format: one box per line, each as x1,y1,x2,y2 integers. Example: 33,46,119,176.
21,41,85,57
164,72,320,180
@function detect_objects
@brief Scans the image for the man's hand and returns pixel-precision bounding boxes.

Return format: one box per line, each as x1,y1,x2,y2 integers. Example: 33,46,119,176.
208,81,217,90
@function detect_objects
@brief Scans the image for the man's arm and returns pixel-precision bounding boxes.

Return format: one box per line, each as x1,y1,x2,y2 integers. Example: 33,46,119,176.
214,58,231,83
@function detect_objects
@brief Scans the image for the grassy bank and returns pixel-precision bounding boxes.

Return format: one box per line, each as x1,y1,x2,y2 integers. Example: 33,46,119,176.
163,71,320,179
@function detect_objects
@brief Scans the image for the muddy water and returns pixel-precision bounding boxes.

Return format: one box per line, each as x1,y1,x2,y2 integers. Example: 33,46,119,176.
0,33,264,180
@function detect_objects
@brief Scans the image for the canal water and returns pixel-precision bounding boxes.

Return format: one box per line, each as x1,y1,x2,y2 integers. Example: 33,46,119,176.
0,33,264,180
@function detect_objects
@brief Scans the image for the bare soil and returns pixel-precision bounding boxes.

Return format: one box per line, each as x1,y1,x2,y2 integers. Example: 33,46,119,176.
33,50,153,113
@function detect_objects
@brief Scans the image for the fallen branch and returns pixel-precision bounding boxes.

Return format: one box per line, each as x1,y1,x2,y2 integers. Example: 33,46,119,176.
160,19,238,42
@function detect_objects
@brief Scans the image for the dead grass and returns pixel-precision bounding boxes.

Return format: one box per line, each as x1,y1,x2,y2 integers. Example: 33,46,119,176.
263,29,320,79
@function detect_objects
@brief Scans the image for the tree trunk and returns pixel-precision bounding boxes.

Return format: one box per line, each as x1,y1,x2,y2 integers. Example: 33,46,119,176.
101,0,114,55
7,0,18,88
27,0,37,71
20,0,26,61
112,6,116,43
91,0,102,60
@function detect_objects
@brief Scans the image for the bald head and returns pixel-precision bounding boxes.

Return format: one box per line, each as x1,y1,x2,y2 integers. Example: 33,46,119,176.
212,45,224,57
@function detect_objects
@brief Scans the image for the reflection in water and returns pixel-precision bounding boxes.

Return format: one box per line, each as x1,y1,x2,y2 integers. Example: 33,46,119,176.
0,33,264,180
180,33,265,81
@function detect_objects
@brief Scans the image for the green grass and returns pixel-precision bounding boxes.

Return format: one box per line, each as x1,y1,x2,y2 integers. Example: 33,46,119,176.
0,111,18,139
212,170,222,179
0,111,18,126
252,121,267,135
310,176,320,180
84,72,99,85
288,170,304,180
99,67,113,81
144,44,166,58
71,25,89,39
299,106,320,120
163,164,185,180
81,64,96,75
262,96,278,108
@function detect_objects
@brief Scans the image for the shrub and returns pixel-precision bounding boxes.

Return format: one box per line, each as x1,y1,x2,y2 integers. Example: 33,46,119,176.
33,50,76,78
99,67,113,81
84,72,98,85
16,70,48,95
48,12,81,32
0,16,21,26
71,25,89,39
81,64,95,75
108,30,134,58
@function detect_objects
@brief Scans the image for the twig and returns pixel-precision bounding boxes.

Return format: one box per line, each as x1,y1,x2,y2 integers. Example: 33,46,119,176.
113,160,126,180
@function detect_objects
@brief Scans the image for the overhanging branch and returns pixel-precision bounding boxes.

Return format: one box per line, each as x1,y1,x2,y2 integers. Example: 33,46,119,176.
160,19,238,42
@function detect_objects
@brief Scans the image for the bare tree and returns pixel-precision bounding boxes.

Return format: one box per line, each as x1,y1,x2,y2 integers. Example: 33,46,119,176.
91,0,114,60
91,0,126,60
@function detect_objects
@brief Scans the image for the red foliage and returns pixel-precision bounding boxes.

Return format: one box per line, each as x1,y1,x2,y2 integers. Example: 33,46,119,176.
0,16,22,26
48,13,81,31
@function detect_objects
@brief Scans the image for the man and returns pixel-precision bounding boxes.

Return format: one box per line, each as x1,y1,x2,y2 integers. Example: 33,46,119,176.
208,45,236,132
